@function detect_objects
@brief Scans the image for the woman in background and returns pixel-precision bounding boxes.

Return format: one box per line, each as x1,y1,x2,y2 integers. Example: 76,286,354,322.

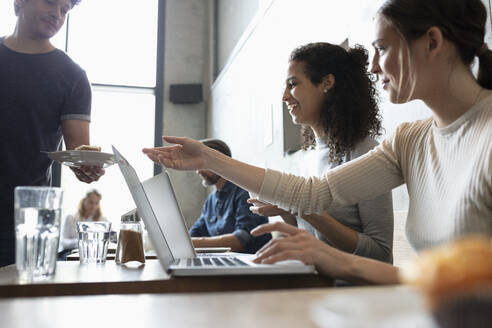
248,42,394,264
60,189,105,253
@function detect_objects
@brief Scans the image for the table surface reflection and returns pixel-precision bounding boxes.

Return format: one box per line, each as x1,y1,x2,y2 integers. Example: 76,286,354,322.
0,259,333,298
0,285,435,328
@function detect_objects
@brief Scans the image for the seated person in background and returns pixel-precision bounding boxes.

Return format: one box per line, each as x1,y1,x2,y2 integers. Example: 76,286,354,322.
60,189,105,253
189,139,271,254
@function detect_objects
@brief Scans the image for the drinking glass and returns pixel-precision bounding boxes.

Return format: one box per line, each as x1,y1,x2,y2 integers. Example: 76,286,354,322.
77,221,111,264
15,186,63,281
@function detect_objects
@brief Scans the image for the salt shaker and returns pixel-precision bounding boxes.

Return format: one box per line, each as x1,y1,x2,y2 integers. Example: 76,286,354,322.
115,209,145,265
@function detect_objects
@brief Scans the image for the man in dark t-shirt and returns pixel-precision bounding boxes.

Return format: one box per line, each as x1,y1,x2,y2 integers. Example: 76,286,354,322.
0,0,104,267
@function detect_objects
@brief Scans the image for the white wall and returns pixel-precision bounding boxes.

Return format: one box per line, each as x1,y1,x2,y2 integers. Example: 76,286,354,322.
163,0,492,225
207,0,433,211
216,0,259,75
163,0,210,226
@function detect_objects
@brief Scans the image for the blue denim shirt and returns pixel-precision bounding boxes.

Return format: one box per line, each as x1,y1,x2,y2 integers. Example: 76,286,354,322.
189,181,271,253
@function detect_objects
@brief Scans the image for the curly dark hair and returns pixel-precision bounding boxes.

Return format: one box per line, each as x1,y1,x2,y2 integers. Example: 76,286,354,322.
289,42,382,164
14,0,82,16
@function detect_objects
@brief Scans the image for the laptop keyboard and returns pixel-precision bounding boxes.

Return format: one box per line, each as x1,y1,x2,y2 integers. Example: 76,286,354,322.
182,257,249,267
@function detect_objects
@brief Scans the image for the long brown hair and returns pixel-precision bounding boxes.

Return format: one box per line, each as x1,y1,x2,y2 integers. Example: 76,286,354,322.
290,42,382,164
378,0,492,89
78,189,103,221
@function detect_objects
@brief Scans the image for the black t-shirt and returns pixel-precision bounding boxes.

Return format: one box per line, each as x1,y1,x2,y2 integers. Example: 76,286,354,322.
0,38,91,239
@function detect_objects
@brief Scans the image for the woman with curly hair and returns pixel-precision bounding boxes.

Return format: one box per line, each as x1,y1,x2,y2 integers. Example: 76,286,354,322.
248,42,394,264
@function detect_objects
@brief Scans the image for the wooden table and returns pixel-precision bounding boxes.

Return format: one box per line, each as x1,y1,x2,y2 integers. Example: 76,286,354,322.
0,259,333,298
0,285,435,328
65,253,158,261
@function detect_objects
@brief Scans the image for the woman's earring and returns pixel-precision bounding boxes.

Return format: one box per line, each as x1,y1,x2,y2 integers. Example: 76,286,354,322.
323,89,328,94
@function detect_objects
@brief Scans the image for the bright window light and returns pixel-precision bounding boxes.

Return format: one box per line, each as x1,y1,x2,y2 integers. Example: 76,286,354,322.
67,0,158,87
58,0,159,231
0,2,17,37
61,89,155,227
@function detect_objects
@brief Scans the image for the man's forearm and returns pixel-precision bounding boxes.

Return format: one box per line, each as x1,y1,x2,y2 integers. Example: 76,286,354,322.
61,120,90,150
191,234,243,251
61,119,104,183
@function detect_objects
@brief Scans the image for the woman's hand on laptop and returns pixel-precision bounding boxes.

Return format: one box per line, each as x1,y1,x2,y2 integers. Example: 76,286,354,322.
143,136,208,170
251,222,351,279
247,199,291,217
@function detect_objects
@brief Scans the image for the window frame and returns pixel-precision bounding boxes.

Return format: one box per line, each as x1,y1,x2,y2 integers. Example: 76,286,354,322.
52,0,165,185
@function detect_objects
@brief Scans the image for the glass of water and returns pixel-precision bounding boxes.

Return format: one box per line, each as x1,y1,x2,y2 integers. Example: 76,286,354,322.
15,186,63,281
77,221,111,264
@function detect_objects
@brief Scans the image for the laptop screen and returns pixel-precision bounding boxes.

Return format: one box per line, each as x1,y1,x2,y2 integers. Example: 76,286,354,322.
113,146,176,270
140,171,196,260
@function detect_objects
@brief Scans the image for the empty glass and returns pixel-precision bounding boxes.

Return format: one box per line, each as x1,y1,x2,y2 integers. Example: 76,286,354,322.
15,186,63,281
77,221,111,264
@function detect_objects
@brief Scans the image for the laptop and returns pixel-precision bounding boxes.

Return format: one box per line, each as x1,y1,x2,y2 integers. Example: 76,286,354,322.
112,146,316,276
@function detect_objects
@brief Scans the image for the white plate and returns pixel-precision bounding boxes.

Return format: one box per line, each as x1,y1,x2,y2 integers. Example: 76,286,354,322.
311,286,437,328
46,150,116,168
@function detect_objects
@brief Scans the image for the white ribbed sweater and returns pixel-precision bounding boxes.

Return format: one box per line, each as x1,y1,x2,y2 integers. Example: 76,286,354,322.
259,96,492,251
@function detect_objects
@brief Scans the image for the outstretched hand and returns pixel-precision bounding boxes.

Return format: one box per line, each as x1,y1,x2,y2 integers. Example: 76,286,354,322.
142,136,208,171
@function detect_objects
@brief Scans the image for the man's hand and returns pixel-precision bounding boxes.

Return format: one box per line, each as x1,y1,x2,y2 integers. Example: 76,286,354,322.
70,166,105,183
62,120,105,183
191,234,243,252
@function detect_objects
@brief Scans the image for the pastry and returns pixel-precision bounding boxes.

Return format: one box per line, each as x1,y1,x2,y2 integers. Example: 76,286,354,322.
400,235,492,327
75,145,101,152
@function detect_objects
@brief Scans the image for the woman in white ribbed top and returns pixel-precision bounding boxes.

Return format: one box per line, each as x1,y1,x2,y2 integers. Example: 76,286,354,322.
143,0,492,284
